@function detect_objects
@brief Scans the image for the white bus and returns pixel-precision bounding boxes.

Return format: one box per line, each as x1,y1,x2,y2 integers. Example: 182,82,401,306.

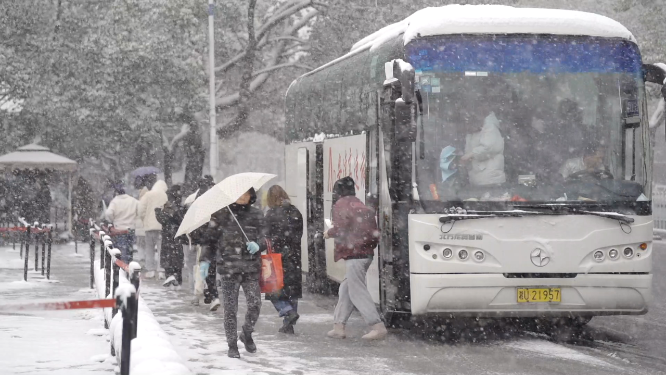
283,5,666,326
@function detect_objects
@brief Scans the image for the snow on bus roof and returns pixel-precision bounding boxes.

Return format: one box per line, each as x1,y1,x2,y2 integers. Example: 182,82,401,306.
351,5,636,53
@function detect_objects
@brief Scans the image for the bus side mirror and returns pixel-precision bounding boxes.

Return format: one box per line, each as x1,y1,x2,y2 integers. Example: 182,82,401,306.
643,64,666,89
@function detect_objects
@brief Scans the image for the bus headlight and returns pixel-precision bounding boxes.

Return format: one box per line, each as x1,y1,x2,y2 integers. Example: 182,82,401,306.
473,250,485,262
442,248,453,259
593,250,605,262
458,249,469,261
608,248,619,260
623,247,634,259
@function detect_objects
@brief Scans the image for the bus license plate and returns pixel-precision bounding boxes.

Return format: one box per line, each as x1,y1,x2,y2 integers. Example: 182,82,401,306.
517,288,561,303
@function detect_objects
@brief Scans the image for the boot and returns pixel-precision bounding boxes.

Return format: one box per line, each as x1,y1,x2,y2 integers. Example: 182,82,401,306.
227,345,241,359
209,298,221,311
162,275,177,287
238,328,257,353
327,323,346,339
361,322,387,340
282,310,299,328
278,324,295,334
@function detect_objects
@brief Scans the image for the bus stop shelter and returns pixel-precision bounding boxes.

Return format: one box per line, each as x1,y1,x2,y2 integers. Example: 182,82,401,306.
0,143,77,232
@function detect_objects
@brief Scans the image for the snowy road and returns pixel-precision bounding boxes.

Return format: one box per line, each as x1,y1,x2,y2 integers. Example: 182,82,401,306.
140,243,666,375
0,243,115,375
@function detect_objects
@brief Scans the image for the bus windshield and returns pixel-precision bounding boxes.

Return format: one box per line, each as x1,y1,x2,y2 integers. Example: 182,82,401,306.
406,35,650,210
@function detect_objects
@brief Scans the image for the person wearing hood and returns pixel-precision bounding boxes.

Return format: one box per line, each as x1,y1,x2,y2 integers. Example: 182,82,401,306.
324,176,386,341
263,185,303,334
105,184,139,262
138,174,168,278
155,184,186,287
204,187,265,358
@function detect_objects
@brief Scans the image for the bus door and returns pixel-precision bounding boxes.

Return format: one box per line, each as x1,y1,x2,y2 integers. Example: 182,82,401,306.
322,134,379,302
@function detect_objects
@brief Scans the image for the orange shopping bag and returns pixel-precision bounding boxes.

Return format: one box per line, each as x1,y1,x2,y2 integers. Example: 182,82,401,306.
260,239,284,293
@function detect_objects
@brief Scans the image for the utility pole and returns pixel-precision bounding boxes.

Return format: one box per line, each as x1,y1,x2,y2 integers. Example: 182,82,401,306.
208,0,218,180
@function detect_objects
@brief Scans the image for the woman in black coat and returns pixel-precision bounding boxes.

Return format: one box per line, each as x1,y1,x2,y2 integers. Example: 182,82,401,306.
264,185,303,334
155,185,186,287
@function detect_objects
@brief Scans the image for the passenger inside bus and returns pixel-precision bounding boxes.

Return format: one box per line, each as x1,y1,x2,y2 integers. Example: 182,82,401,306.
459,87,506,187
560,139,609,180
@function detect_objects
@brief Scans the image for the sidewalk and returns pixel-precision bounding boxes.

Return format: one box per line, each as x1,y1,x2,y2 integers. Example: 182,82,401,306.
0,242,115,375
139,279,418,375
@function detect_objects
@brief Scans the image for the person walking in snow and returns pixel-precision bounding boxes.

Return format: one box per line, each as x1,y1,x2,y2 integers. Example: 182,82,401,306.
155,184,186,287
324,176,386,340
203,188,265,358
133,176,150,264
138,174,168,278
264,185,303,334
105,184,139,262
188,175,220,310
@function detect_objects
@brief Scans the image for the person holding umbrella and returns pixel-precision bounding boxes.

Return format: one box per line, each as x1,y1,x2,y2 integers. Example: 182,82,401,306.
202,187,265,358
176,173,276,358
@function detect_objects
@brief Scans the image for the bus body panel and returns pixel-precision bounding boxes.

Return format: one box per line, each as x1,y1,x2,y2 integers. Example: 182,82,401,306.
410,273,651,316
408,214,652,316
408,214,652,274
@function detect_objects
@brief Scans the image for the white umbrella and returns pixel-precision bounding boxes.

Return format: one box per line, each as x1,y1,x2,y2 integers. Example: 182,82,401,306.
175,172,276,238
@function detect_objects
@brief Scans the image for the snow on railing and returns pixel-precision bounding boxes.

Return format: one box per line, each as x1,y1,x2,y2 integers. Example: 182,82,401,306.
89,221,191,375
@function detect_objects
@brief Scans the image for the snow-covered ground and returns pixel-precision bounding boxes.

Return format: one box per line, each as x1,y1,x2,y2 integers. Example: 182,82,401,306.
2,242,665,374
139,272,666,375
0,244,115,375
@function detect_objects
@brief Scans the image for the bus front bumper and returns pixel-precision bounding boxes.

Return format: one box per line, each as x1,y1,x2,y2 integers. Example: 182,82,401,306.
409,273,652,317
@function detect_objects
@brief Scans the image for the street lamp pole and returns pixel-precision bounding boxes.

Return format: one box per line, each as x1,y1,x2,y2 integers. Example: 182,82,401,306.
208,0,218,180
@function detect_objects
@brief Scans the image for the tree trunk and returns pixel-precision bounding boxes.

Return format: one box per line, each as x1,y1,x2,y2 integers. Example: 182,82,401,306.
183,124,205,194
233,0,258,130
163,146,173,186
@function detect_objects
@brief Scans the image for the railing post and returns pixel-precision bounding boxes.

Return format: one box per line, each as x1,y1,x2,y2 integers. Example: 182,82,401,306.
111,249,121,318
41,230,46,276
115,284,136,375
19,227,24,259
128,262,141,339
99,231,106,270
34,224,39,272
23,226,30,282
89,227,95,289
46,228,52,280
105,246,112,299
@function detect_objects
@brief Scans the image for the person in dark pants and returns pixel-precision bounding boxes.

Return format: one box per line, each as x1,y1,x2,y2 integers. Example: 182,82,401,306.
264,185,303,334
155,185,186,287
204,188,265,359
188,176,220,310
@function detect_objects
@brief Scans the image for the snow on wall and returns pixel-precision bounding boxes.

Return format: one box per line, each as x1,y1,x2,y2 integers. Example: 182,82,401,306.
351,5,636,53
94,263,191,375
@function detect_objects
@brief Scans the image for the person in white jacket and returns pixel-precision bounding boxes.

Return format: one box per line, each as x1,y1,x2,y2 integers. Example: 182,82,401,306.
138,175,168,278
461,111,506,186
105,185,139,262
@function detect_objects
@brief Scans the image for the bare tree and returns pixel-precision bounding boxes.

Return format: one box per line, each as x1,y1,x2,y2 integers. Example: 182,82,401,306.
214,0,324,139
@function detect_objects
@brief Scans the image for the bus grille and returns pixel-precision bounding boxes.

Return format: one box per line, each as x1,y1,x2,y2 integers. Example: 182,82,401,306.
503,273,577,278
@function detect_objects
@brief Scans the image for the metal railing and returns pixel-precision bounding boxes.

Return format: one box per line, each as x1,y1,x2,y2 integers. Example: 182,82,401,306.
90,221,141,375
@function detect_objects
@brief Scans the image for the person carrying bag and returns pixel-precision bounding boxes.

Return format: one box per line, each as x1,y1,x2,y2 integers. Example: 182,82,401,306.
263,185,303,334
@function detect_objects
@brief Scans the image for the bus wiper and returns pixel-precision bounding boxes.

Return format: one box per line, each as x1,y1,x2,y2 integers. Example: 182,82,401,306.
514,204,634,224
438,210,550,223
